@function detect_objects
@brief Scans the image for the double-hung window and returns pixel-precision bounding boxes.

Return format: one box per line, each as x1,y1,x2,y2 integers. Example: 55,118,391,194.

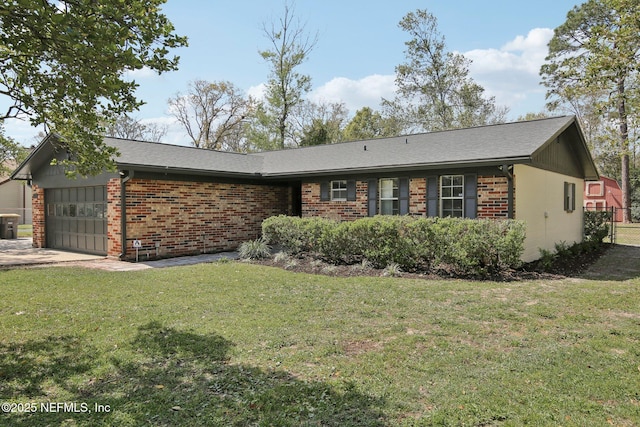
379,178,399,215
440,175,464,217
331,180,348,201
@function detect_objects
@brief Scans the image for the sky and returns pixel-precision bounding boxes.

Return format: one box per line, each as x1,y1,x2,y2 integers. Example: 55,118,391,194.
4,0,582,147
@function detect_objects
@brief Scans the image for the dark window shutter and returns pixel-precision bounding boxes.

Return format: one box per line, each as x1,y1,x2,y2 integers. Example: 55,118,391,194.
320,181,330,201
464,174,477,219
347,180,356,201
367,179,378,217
564,182,576,212
426,176,438,217
399,177,410,215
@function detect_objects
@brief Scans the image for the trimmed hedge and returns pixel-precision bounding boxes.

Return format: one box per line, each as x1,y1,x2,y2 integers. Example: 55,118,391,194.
262,215,526,277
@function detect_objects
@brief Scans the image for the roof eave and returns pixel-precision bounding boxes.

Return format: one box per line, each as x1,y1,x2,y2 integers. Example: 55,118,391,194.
116,163,262,179
260,156,533,179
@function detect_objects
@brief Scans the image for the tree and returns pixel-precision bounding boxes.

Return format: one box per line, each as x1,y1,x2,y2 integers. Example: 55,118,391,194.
259,2,317,149
168,80,253,150
0,125,28,175
516,112,552,122
384,9,505,133
541,0,640,222
105,115,167,142
0,0,187,176
343,107,402,141
295,101,347,146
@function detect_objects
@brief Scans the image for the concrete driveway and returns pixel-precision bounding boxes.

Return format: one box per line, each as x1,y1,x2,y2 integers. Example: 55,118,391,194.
0,238,105,267
0,238,238,271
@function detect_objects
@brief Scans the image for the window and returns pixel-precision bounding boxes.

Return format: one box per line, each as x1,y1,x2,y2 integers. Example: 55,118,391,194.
331,180,348,201
440,175,464,217
379,178,399,215
586,181,604,197
564,182,576,212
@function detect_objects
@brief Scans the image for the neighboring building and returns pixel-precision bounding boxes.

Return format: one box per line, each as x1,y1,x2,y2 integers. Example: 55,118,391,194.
0,160,32,224
11,116,599,262
584,176,623,222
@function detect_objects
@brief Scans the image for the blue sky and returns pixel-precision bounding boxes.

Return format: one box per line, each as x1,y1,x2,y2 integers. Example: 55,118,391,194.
6,0,581,146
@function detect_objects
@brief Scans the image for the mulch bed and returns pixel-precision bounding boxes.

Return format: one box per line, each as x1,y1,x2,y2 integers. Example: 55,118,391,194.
249,244,611,282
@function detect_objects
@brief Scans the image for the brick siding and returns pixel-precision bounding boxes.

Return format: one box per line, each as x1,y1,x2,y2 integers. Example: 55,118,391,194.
301,181,368,220
31,184,45,248
302,176,512,220
109,179,289,260
477,175,512,219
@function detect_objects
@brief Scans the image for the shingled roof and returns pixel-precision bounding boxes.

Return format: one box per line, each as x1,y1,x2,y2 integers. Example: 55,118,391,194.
11,115,599,181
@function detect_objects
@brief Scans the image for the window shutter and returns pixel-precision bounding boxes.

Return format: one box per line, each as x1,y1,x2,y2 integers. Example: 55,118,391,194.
464,174,477,219
399,177,410,215
367,179,378,216
347,180,356,201
564,182,576,212
320,182,330,201
426,176,438,217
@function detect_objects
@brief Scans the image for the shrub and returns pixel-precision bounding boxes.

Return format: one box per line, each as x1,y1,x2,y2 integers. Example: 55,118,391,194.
238,238,271,260
261,215,526,277
584,210,611,242
382,262,403,277
262,215,334,254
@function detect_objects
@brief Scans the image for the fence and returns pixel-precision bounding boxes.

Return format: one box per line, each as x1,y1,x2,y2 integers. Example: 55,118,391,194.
585,206,640,246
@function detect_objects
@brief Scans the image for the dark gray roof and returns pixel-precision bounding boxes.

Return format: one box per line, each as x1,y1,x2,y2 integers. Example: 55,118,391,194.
11,116,599,181
107,138,263,177
258,116,578,176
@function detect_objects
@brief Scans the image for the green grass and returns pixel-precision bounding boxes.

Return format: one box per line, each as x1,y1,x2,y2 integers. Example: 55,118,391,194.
615,222,640,246
17,224,32,238
1,263,639,426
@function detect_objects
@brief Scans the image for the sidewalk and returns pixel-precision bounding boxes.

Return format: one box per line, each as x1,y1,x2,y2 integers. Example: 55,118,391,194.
0,238,238,271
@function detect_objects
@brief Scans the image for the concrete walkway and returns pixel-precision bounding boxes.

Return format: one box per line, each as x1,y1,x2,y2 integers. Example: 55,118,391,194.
0,238,238,271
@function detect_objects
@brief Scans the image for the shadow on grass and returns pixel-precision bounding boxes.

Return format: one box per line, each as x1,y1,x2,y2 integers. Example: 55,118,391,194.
1,321,386,426
581,244,640,281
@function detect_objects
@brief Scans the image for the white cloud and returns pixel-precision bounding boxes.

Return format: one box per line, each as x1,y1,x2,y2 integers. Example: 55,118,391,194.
125,66,158,80
308,74,396,112
463,28,554,116
246,83,267,101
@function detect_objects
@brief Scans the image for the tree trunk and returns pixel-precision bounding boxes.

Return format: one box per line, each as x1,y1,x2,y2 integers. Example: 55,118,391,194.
618,76,631,223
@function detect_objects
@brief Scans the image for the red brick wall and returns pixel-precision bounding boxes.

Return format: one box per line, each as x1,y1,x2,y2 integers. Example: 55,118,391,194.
301,181,368,220
409,178,427,216
31,184,45,248
477,175,512,219
302,176,512,220
107,178,122,257
114,179,289,260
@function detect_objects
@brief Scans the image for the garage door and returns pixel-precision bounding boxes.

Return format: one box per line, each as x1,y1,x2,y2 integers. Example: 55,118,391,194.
45,186,107,255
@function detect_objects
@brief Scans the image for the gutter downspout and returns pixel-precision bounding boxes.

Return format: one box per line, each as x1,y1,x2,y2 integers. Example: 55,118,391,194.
119,170,134,259
500,164,514,219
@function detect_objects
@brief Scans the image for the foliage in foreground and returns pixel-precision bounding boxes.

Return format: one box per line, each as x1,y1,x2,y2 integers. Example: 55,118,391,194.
0,263,638,426
262,215,525,277
0,0,187,176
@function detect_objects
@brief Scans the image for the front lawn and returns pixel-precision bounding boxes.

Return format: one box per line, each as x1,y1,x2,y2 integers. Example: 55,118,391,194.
1,263,639,426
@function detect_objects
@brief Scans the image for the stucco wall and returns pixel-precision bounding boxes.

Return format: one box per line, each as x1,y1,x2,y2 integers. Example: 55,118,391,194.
0,180,32,224
514,164,584,262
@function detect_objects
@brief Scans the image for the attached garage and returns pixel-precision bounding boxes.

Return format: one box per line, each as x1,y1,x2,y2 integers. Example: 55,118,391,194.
45,186,108,254
10,117,600,262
